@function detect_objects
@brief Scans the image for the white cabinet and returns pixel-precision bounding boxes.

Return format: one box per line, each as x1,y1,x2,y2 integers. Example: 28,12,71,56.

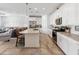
49,3,78,25
57,33,69,54
68,40,77,55
57,32,79,55
68,40,79,55
48,29,52,38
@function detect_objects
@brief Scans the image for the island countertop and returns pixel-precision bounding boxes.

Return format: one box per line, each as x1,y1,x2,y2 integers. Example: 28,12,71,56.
19,29,40,34
57,32,79,44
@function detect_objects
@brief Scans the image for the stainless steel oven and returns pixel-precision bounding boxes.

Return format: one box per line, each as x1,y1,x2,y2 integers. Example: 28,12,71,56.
52,26,66,42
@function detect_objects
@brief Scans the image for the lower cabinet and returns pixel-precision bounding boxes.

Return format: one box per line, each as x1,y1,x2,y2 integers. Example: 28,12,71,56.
48,29,52,38
57,33,79,55
68,40,79,55
57,33,69,54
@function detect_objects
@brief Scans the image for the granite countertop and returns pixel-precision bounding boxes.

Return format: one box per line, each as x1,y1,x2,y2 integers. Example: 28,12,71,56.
58,32,79,43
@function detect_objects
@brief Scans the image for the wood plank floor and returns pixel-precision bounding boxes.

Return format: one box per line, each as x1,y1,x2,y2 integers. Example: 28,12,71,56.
0,33,64,55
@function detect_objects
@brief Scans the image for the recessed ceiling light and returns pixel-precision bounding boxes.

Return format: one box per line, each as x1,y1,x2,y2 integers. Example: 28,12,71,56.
42,8,46,10
34,8,38,10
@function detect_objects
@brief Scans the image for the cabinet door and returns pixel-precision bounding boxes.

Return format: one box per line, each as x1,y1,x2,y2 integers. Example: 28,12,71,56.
48,29,52,38
57,34,62,48
76,44,79,55
68,40,78,55
57,33,69,54
61,37,69,54
57,33,79,55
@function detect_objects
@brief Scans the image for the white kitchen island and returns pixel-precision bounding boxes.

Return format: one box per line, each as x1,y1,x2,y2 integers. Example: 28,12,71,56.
20,29,40,48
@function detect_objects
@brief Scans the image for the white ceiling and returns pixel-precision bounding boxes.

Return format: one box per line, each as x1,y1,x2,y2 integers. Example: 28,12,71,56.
0,3,26,15
26,3,63,16
0,3,63,16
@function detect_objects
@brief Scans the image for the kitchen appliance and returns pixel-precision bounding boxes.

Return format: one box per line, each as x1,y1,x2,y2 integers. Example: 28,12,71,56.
55,17,62,25
52,26,66,42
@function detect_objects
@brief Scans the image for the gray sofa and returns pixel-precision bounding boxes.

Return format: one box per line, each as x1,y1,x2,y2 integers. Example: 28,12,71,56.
0,28,13,41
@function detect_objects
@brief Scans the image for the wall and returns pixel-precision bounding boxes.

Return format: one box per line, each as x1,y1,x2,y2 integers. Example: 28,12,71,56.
0,15,30,27
0,15,42,28
1,16,6,27
0,16,6,28
49,3,79,34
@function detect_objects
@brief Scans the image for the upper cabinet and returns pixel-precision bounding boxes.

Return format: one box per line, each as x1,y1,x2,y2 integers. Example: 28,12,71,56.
61,4,76,25
75,4,79,25
49,3,79,26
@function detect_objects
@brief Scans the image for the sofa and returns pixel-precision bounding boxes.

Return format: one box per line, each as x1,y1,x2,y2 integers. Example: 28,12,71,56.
0,27,13,41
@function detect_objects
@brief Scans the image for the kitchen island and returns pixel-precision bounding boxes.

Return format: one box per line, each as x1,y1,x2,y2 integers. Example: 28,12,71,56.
20,29,40,48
